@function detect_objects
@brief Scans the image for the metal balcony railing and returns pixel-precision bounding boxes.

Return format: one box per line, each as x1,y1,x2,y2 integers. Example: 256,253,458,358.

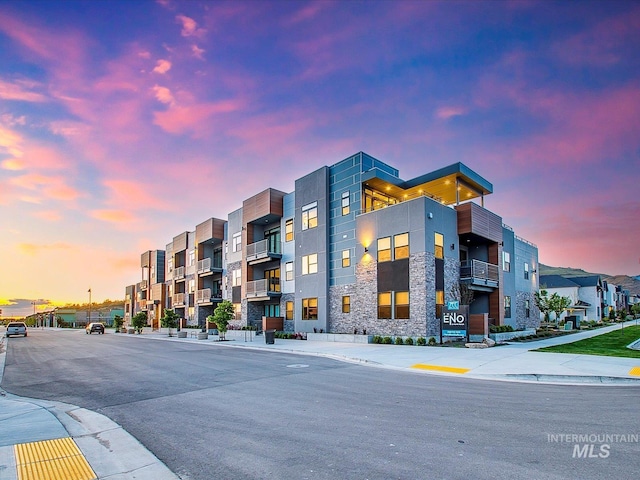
173,293,185,306
460,259,499,287
196,288,222,303
246,239,282,262
173,266,185,280
197,257,223,273
246,278,281,298
139,280,148,290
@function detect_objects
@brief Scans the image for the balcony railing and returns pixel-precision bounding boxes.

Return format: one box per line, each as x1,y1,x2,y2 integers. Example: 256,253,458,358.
173,266,185,280
246,239,282,263
197,257,223,274
196,288,222,304
460,259,499,287
139,280,148,290
246,278,281,298
173,293,185,306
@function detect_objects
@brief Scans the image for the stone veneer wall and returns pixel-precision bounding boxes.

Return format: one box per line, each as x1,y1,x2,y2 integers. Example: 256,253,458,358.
515,291,540,330
281,293,295,332
327,252,460,338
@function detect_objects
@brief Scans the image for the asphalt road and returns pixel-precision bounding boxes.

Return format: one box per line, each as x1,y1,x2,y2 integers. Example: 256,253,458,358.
3,329,639,480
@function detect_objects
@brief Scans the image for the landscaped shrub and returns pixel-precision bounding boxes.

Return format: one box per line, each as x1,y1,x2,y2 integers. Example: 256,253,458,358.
404,337,414,345
395,336,404,345
372,335,382,344
489,325,514,333
416,337,427,346
382,336,392,344
428,336,437,346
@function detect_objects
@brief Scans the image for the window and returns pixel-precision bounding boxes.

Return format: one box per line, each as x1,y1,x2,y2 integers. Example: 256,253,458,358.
341,191,350,216
394,233,409,260
286,301,294,320
265,268,280,292
168,257,173,273
378,292,392,319
525,299,530,318
188,249,195,266
342,296,350,313
188,279,195,293
264,304,280,317
503,252,511,272
524,262,529,280
434,232,444,259
504,296,511,318
302,254,318,275
285,219,294,242
233,303,241,320
232,269,241,287
302,298,318,320
378,237,391,262
436,290,444,318
232,232,241,252
342,249,350,268
285,261,294,281
302,202,318,230
395,291,409,319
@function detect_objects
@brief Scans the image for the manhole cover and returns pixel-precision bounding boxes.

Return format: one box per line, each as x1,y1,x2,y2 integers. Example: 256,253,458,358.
286,364,309,368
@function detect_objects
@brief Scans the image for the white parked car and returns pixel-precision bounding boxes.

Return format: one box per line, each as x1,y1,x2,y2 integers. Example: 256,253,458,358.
6,322,28,337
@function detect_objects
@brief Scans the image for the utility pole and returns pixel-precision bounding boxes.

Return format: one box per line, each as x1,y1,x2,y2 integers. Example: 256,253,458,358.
88,288,92,324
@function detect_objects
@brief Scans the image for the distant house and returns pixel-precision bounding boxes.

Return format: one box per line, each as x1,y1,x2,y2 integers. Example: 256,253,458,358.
539,275,604,322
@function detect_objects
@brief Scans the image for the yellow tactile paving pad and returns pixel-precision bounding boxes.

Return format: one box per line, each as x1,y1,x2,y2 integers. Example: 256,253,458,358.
411,363,470,374
14,437,96,480
629,366,640,376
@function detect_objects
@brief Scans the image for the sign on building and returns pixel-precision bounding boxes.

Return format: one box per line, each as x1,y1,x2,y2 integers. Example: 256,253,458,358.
441,303,469,341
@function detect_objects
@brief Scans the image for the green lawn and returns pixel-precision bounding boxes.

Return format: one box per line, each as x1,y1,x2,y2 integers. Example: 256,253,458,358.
535,325,640,358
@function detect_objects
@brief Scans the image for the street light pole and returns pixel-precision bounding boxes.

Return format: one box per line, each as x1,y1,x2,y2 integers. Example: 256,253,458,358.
32,301,36,327
88,288,92,324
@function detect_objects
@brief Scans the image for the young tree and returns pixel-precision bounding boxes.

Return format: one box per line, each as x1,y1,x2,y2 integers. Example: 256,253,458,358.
210,300,234,341
549,293,572,325
534,290,552,323
113,315,124,332
632,304,640,319
450,282,475,306
161,309,179,337
131,312,147,334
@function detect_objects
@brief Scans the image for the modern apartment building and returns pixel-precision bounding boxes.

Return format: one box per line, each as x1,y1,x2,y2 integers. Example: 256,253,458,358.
125,152,540,337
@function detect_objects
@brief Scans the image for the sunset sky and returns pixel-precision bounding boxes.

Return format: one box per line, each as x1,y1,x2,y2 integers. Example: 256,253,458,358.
1,0,639,317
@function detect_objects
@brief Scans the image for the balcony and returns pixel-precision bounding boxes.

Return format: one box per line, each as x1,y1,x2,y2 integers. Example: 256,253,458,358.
460,259,499,289
196,288,222,304
139,280,148,290
246,278,281,301
246,239,282,264
173,266,185,280
197,257,223,275
173,293,186,307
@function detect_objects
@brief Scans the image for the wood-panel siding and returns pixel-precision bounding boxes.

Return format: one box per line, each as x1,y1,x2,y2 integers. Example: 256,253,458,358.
173,232,188,252
242,188,285,224
456,203,502,243
196,218,226,244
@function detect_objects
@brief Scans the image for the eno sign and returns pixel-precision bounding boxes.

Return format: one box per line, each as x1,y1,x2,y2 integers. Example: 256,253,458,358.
441,304,468,340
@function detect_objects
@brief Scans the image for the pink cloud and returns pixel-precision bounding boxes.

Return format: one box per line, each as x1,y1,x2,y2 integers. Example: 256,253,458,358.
153,100,243,137
90,209,136,224
102,179,173,211
152,59,172,74
19,242,72,256
0,124,24,158
0,78,47,102
435,106,467,120
152,85,175,105
10,173,81,202
176,14,206,38
191,44,205,59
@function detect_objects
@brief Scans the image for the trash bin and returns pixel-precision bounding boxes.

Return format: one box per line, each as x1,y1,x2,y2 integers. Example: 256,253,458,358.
265,329,275,344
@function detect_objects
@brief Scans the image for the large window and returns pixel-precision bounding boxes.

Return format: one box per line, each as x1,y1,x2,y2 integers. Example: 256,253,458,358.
436,290,444,318
302,298,318,320
286,301,294,320
342,296,350,314
378,292,392,318
394,233,409,259
341,191,350,216
342,249,350,268
302,202,318,230
232,269,241,287
395,291,409,319
232,232,242,253
434,232,444,259
524,262,529,280
285,219,294,242
188,249,195,266
378,237,391,262
525,299,530,318
302,254,318,275
188,279,195,293
285,261,293,281
234,303,241,320
503,252,511,272
504,296,511,318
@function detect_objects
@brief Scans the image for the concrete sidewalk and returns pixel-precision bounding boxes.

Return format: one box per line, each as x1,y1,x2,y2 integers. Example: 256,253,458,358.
1,321,639,479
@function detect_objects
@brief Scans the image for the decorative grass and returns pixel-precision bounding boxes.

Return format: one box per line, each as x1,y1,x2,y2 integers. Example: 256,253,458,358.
534,325,640,358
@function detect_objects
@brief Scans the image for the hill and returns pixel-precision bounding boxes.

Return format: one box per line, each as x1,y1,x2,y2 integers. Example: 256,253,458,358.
539,264,640,296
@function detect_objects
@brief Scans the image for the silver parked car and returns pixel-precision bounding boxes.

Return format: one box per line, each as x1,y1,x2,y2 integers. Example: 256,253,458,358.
6,322,28,337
